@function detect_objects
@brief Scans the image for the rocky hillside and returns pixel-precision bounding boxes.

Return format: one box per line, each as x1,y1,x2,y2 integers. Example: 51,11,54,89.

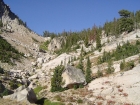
0,0,140,105
0,0,44,56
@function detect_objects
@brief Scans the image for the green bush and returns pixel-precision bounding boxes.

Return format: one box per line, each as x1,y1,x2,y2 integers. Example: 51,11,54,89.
34,86,43,95
125,61,135,71
98,41,140,64
54,95,62,101
77,99,83,103
106,60,114,74
0,89,9,97
0,36,23,64
120,60,135,71
9,81,18,90
74,84,78,90
120,60,125,70
39,40,50,52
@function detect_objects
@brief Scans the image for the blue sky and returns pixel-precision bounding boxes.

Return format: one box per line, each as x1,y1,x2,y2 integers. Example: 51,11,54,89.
4,0,140,35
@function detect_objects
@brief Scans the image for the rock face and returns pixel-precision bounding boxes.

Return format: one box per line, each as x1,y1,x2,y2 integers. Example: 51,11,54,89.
88,64,140,104
48,36,66,52
62,65,86,88
0,0,44,55
3,86,37,104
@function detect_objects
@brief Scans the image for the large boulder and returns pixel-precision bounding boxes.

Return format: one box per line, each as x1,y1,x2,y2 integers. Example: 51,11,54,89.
3,86,37,104
48,36,66,52
62,65,86,88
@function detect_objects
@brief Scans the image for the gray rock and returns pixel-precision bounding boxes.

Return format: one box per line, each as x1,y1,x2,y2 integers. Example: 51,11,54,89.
31,62,37,66
21,79,30,86
37,57,44,66
48,36,66,52
62,65,86,88
3,86,37,103
28,74,38,80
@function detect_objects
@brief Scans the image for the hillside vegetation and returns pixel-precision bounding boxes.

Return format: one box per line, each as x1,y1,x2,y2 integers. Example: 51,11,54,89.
43,9,140,54
0,36,23,65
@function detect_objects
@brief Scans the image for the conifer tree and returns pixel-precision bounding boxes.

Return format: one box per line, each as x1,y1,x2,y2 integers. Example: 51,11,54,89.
51,65,64,92
77,54,84,73
96,29,101,49
77,47,84,73
85,56,92,83
119,9,134,33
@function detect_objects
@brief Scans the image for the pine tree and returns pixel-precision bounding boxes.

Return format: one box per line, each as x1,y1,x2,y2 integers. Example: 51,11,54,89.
119,9,134,33
96,29,101,49
51,65,64,92
77,54,84,73
85,56,92,83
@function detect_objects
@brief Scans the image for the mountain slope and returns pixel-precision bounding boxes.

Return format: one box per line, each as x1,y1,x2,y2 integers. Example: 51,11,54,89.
0,0,44,56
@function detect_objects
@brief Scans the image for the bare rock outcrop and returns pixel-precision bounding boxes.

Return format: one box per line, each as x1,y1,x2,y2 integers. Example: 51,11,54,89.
88,64,140,104
62,65,86,88
48,36,66,52
0,0,45,55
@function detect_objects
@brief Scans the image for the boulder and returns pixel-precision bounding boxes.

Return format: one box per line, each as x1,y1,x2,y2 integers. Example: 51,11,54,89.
37,57,44,66
28,74,38,80
3,86,37,104
31,62,37,66
62,65,86,88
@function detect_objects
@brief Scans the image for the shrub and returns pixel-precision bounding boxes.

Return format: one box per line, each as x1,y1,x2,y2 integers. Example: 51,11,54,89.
120,60,125,70
74,84,78,90
125,61,134,70
77,99,83,103
106,60,114,74
9,81,18,90
33,86,43,95
79,84,84,88
0,89,9,97
98,41,140,64
32,37,39,42
0,36,23,64
54,95,62,101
